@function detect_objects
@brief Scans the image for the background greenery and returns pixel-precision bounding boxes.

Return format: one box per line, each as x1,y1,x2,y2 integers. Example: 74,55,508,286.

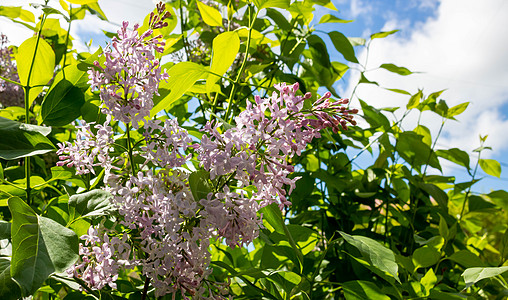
0,0,507,299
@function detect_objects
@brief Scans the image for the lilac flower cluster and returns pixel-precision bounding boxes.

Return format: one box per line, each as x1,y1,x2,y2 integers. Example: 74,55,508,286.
87,21,168,128
60,3,357,298
197,82,357,247
0,34,24,107
67,225,132,290
56,120,114,175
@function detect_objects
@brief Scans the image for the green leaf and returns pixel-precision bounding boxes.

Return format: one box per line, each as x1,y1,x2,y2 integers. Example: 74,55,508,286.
340,231,400,282
319,14,353,24
462,266,508,289
438,215,449,241
385,88,411,95
68,189,114,220
448,250,486,268
447,102,469,118
151,62,208,116
206,31,240,92
487,190,508,210
328,31,358,63
266,9,291,31
371,30,399,40
0,258,22,300
407,90,422,109
254,0,290,9
436,148,470,170
16,37,55,105
0,117,55,160
412,237,444,269
0,6,35,23
396,131,441,171
41,79,85,126
380,63,413,76
479,159,501,178
65,0,97,4
342,280,389,300
196,1,223,27
189,170,212,202
421,269,437,295
414,125,432,146
9,197,79,296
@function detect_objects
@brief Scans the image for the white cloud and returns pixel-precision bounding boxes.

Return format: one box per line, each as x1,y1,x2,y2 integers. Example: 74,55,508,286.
344,0,508,160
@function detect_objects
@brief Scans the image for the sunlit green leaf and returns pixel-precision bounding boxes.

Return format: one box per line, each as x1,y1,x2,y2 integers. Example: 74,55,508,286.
16,37,55,105
207,31,240,92
371,30,399,40
151,62,208,115
462,266,508,289
196,1,223,27
447,102,469,118
380,63,413,76
319,14,353,24
479,159,501,178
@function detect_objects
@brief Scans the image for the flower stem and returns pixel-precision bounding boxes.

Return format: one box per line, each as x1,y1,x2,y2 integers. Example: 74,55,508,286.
224,4,257,123
126,123,136,176
141,276,150,300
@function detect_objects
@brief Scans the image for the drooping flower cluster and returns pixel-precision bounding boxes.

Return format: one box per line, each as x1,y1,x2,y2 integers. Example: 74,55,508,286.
60,3,357,298
0,34,24,107
197,82,357,247
67,225,133,290
56,120,114,175
87,20,168,127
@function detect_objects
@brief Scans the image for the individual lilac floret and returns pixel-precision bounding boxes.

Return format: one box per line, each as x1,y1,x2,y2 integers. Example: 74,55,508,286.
56,120,114,175
88,21,168,128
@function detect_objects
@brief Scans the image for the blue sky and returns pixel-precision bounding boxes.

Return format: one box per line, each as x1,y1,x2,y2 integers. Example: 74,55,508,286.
2,0,508,192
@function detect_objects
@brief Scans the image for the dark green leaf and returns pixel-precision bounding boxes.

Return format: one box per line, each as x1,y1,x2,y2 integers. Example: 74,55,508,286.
328,31,358,63
41,79,85,126
487,190,508,210
9,197,78,296
342,280,390,300
448,250,486,268
0,258,22,300
0,117,55,160
436,148,470,170
68,189,114,220
340,231,400,282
